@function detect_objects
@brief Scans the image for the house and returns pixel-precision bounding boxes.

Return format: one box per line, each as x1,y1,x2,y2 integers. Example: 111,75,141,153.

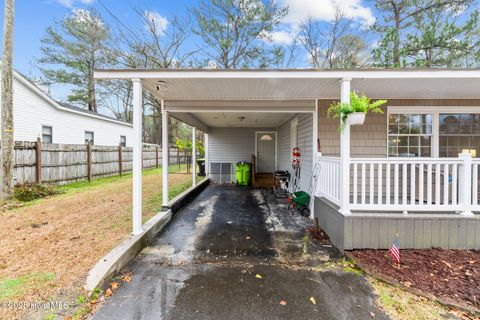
94,69,480,251
1,70,133,146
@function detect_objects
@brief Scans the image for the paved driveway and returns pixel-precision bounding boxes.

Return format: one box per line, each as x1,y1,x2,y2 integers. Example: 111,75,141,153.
92,185,388,320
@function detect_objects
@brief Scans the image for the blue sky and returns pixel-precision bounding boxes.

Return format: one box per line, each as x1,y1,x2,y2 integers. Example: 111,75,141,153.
0,0,379,110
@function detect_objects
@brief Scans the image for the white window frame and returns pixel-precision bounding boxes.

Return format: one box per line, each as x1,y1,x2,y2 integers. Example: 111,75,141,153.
120,135,126,147
41,125,53,143
388,106,480,157
85,131,95,145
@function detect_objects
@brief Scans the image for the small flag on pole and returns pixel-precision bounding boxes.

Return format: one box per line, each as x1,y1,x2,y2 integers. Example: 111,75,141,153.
390,234,400,264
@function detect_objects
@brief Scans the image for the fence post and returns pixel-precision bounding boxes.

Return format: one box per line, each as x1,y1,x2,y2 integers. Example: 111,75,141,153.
35,138,42,183
87,143,92,182
458,153,473,215
156,145,159,168
118,144,123,176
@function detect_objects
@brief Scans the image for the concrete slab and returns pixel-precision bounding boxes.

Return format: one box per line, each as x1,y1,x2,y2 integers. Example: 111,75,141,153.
91,186,389,320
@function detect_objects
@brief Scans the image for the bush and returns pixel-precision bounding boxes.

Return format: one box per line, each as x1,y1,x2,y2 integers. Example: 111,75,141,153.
14,183,61,202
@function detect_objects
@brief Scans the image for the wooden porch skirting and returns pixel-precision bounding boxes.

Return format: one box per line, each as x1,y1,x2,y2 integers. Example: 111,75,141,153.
314,197,480,252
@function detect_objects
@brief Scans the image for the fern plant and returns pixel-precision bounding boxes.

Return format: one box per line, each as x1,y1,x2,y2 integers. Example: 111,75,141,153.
327,91,387,132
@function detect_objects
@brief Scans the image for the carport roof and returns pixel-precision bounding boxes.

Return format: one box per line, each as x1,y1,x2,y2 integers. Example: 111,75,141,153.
94,68,480,131
94,68,480,100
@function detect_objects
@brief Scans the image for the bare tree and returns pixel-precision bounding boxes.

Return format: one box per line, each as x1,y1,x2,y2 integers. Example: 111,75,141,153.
191,0,288,69
299,10,368,69
1,0,15,200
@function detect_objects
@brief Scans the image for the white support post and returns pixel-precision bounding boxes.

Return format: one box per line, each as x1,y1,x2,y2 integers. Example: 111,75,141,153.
458,153,473,216
162,100,169,208
132,78,143,235
205,133,209,177
192,127,197,186
339,78,351,215
310,99,319,219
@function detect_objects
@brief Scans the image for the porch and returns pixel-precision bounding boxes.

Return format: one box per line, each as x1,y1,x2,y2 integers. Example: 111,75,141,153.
93,69,480,251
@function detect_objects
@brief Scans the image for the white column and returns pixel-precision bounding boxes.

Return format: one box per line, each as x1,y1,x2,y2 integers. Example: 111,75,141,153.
205,133,209,177
132,78,143,235
339,78,351,215
192,127,197,186
310,99,319,219
458,153,473,216
162,100,169,207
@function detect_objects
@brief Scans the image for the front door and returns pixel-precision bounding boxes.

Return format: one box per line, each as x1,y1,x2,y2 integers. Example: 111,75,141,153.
256,132,276,173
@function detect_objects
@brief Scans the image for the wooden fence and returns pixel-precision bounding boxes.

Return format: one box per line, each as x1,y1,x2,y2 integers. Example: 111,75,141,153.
13,141,192,185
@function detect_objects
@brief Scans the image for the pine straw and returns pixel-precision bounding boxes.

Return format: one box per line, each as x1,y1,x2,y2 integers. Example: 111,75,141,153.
0,171,191,319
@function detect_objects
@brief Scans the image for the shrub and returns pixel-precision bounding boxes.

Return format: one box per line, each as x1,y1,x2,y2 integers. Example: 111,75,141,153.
14,183,61,202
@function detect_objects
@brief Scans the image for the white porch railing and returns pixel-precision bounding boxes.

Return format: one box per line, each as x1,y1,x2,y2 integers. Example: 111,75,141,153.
315,156,341,206
316,153,478,214
473,160,480,211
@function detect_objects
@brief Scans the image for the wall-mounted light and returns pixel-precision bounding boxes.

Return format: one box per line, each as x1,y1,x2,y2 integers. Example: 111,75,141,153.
238,116,246,122
156,80,167,91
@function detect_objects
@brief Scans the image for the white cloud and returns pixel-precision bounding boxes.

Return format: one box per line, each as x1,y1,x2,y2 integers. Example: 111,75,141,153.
267,30,295,45
55,0,94,8
276,0,375,26
144,11,169,36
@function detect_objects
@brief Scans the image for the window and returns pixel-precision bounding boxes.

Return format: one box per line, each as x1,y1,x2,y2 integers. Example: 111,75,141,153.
439,114,480,157
42,126,53,143
259,134,272,141
85,131,94,145
388,114,432,157
120,135,126,147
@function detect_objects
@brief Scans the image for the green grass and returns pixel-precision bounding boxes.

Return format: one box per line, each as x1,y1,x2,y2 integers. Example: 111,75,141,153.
0,272,55,300
60,164,188,194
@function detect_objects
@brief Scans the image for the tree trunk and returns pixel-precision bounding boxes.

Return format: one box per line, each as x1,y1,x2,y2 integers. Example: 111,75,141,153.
393,11,401,68
87,69,97,112
1,0,15,200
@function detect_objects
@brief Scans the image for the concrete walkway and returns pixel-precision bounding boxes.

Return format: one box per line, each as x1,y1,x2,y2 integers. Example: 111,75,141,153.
91,186,388,320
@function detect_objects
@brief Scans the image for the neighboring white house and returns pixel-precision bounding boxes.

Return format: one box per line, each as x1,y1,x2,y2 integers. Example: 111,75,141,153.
1,70,133,146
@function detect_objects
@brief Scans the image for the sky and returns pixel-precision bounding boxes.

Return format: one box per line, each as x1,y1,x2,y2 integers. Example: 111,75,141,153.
0,0,377,111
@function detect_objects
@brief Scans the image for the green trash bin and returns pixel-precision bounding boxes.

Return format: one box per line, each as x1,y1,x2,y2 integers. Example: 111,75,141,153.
236,162,251,186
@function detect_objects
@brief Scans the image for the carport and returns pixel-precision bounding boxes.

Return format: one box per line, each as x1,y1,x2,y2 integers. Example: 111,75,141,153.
94,70,327,235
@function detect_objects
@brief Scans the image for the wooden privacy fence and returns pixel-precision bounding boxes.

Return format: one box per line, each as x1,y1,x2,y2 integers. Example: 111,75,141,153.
13,141,192,185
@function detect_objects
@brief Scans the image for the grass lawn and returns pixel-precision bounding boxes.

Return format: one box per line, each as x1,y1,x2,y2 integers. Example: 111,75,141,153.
0,166,196,319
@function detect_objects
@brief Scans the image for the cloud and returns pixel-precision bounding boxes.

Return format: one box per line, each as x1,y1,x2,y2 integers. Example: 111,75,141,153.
268,30,295,45
55,0,94,8
144,11,169,36
276,0,375,26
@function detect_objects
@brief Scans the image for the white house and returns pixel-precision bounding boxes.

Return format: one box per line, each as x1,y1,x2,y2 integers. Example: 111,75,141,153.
1,70,133,146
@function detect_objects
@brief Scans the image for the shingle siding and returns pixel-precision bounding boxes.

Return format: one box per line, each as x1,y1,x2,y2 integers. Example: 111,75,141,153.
317,99,480,158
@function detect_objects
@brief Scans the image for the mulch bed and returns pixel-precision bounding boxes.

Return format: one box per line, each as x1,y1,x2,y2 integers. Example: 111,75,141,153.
350,249,480,310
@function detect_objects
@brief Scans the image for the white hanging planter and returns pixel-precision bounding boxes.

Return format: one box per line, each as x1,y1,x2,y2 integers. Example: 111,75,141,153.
347,112,366,126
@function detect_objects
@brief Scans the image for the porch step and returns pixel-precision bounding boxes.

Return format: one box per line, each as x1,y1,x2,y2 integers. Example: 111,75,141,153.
253,173,274,188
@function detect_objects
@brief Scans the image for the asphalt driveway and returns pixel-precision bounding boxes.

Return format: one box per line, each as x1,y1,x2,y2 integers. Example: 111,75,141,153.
91,185,388,320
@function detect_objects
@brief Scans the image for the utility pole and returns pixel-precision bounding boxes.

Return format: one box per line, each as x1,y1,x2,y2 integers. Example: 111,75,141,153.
1,0,15,200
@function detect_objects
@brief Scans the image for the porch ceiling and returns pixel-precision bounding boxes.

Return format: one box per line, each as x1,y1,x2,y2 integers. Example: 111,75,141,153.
95,68,480,101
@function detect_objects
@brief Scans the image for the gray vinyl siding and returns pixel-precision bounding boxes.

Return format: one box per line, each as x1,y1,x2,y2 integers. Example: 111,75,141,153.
207,127,275,182
277,119,291,173
276,113,313,192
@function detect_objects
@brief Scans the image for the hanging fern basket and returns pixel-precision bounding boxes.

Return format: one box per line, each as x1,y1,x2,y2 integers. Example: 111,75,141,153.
347,112,366,126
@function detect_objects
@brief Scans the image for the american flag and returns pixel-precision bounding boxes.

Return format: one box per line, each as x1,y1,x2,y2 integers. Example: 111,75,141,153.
390,234,400,264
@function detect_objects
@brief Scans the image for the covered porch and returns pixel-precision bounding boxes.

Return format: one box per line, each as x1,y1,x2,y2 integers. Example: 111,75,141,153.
94,69,480,250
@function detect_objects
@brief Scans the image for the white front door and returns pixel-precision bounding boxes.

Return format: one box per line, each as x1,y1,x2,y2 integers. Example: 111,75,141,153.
256,132,276,173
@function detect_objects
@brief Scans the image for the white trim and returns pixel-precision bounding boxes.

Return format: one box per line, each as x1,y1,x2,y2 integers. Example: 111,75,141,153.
255,131,277,173
387,106,480,158
131,78,143,235
162,100,169,207
13,70,133,127
95,69,480,80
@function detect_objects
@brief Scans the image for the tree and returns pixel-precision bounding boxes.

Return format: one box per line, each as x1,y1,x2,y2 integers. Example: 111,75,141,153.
192,0,288,68
38,9,115,112
403,5,479,67
299,11,368,69
371,0,476,68
0,0,15,200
